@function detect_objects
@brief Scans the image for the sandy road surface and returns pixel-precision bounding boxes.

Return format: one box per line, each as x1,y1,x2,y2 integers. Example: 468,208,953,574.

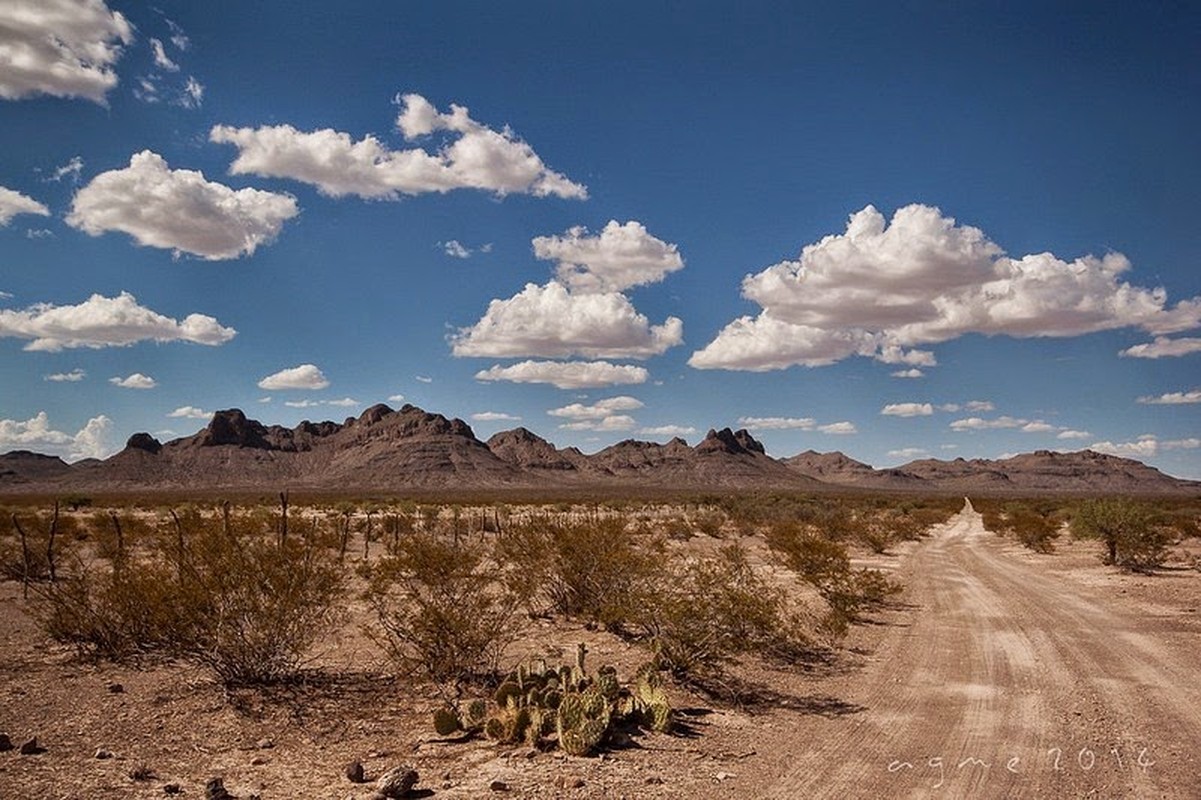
760,500,1201,799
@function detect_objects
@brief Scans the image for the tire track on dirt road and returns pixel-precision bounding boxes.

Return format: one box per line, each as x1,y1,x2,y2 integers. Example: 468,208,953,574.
761,500,1200,799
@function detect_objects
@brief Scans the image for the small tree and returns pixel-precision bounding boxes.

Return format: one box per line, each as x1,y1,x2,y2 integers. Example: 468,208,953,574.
1072,498,1170,571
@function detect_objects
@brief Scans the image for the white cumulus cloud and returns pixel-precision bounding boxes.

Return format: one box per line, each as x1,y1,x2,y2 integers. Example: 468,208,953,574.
67,150,299,260
0,291,236,351
549,396,644,420
559,415,637,432
891,368,925,379
736,416,817,431
692,204,1201,371
0,185,50,225
210,93,586,201
167,406,210,419
1120,336,1201,359
0,411,114,461
1057,429,1092,440
0,0,133,104
474,360,649,390
471,411,522,422
258,364,330,391
44,368,86,382
817,421,857,435
881,402,934,417
533,220,683,294
452,281,683,360
1138,389,1201,405
150,37,178,71
639,425,697,437
109,373,156,389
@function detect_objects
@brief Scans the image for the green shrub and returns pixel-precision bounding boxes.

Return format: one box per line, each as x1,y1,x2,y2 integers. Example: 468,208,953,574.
366,532,517,689
495,517,660,628
634,543,810,679
767,520,901,633
35,507,345,686
1072,498,1172,571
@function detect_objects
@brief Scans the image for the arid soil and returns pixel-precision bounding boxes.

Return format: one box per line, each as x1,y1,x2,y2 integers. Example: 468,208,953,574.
1,501,1198,799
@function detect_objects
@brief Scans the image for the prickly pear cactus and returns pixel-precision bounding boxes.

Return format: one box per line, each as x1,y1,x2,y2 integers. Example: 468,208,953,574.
433,706,460,736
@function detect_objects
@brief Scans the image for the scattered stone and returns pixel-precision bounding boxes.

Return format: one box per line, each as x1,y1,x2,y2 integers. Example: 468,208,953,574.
19,737,44,755
250,756,266,766
645,776,665,785
0,733,12,752
205,776,234,800
163,784,182,795
129,764,157,781
255,738,274,750
375,764,419,798
489,779,509,792
95,748,114,759
107,682,125,694
714,771,735,781
345,760,366,783
555,775,585,789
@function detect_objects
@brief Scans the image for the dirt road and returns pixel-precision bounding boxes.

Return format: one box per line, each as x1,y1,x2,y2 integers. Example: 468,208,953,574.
758,500,1201,799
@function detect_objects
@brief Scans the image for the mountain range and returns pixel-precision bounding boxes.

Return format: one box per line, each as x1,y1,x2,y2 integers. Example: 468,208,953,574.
1,404,1197,495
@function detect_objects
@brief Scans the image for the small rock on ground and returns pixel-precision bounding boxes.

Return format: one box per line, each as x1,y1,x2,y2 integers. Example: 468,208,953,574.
345,760,366,783
375,764,419,798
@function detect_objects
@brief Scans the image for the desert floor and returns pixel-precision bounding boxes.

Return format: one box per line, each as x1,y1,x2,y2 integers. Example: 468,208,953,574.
1,501,1198,799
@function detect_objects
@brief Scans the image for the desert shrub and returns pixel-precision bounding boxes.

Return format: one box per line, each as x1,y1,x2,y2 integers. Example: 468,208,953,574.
0,508,79,583
767,521,901,634
634,543,810,680
366,532,517,689
35,508,345,685
1072,498,1172,571
495,517,661,627
691,510,726,537
981,502,1061,553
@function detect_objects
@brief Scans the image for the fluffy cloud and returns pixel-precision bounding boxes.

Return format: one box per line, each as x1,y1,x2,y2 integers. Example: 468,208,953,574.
168,406,210,419
0,411,114,461
891,368,924,379
471,411,521,422
734,415,854,433
442,240,471,259
692,204,1201,371
950,415,1062,433
44,369,86,382
0,185,50,225
533,220,683,293
889,447,928,459
150,38,178,71
1138,389,1201,405
0,291,236,351
736,416,815,430
257,364,330,391
549,396,644,420
327,397,359,407
1120,336,1201,359
639,425,697,437
0,0,133,103
881,402,934,417
47,156,84,183
67,151,299,260
210,93,586,200
474,360,648,390
558,415,637,432
452,281,682,359
109,373,156,389
1057,429,1092,440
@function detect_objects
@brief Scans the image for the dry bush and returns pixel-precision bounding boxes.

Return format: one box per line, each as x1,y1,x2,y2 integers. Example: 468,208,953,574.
495,516,661,628
634,543,811,680
767,520,901,635
35,506,346,686
979,501,1061,553
366,531,517,690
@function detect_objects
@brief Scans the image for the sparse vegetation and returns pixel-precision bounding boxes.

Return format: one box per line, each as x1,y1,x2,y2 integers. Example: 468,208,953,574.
32,505,346,685
365,530,518,690
1071,498,1173,571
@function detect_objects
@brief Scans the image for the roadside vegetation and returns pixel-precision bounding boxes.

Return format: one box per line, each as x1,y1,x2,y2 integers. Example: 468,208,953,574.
0,490,1053,758
978,496,1201,571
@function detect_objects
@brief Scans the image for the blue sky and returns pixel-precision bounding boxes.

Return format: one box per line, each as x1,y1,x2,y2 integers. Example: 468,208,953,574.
1,1,1199,478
